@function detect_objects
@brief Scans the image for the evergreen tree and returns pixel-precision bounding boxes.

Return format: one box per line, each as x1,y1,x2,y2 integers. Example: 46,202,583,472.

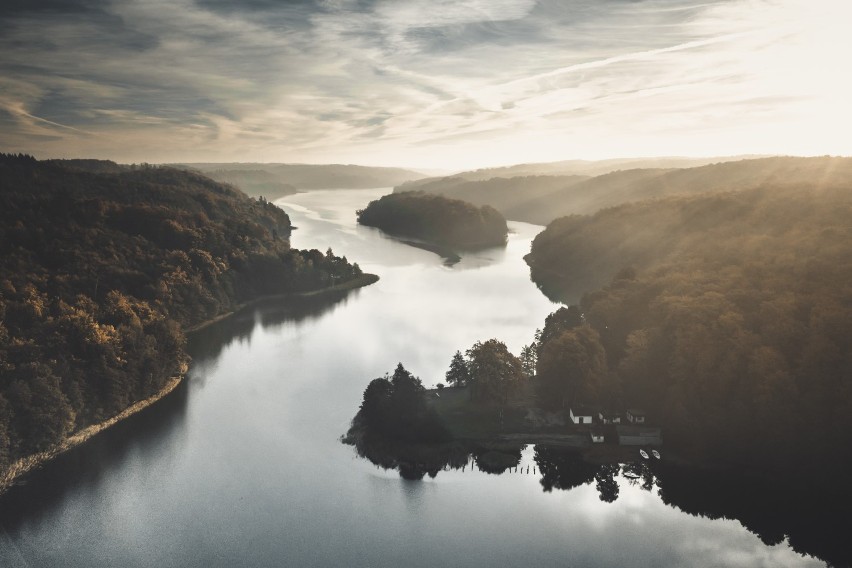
520,343,537,378
445,350,470,386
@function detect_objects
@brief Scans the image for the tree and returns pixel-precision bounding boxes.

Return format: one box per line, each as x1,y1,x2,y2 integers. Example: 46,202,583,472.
536,326,607,410
519,343,537,378
390,362,424,404
358,377,393,432
536,306,583,357
350,363,448,444
445,350,470,387
595,464,620,503
465,339,524,403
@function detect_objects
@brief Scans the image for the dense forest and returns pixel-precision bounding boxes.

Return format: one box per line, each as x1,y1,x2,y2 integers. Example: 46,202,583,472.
400,156,852,225
525,178,852,479
356,191,508,251
0,154,369,479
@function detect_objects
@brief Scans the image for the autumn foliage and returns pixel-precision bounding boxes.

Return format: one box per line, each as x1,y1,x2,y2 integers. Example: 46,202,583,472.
0,154,364,473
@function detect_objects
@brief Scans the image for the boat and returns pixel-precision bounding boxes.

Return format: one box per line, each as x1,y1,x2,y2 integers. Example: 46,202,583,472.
652,449,661,460
639,449,649,459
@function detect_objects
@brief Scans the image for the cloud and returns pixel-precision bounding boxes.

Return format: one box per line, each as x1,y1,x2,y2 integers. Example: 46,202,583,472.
0,0,849,168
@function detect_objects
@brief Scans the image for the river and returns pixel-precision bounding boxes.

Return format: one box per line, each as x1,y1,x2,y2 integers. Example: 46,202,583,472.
0,189,832,567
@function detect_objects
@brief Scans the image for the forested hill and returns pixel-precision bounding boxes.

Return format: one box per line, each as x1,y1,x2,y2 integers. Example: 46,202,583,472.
397,155,751,188
398,156,852,225
525,179,852,478
179,162,428,196
356,192,508,252
0,154,370,480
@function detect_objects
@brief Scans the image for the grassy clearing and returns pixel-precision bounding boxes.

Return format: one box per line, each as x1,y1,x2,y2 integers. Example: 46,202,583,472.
426,385,587,446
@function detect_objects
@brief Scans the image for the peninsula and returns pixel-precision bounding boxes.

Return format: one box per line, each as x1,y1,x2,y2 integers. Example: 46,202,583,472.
0,154,376,492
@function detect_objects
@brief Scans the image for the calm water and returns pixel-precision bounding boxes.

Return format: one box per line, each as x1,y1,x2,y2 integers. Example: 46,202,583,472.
0,189,831,567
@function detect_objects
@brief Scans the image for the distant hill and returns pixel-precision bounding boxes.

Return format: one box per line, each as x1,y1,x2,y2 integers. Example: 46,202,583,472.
395,175,590,222
396,156,852,225
402,156,759,188
203,170,298,200
177,163,428,195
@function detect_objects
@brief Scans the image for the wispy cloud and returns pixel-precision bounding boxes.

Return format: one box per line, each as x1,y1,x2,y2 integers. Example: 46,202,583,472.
0,0,849,168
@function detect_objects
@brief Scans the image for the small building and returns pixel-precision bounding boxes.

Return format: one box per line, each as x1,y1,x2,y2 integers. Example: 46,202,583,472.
626,408,646,424
617,425,662,446
589,427,605,444
598,409,622,425
569,406,595,425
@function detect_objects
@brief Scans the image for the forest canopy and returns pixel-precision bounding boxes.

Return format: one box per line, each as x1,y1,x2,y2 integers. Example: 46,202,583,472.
525,178,852,478
0,154,369,478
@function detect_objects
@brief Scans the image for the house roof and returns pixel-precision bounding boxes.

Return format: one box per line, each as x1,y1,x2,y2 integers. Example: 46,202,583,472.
570,405,595,416
626,408,646,416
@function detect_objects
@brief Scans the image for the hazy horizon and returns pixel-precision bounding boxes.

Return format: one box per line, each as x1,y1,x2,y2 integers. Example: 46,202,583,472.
1,1,850,170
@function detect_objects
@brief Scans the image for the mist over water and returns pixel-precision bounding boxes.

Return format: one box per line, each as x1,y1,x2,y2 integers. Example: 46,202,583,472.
0,189,823,567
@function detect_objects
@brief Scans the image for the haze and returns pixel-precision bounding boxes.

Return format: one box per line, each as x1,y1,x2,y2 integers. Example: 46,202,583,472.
1,0,850,170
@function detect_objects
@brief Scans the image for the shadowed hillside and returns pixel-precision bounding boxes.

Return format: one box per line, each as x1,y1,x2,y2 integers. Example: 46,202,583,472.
525,179,852,480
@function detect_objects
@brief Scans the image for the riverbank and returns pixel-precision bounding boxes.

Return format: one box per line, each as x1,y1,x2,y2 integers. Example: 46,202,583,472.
0,272,379,496
0,368,186,496
186,272,379,333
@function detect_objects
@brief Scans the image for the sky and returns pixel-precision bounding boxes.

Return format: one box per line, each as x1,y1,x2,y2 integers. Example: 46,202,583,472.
0,0,850,170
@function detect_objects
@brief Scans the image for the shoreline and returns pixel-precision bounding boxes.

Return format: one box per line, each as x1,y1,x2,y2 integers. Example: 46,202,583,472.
0,369,185,496
186,272,379,333
0,272,379,496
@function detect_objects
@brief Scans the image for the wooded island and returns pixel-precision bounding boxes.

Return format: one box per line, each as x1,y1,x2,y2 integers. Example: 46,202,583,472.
356,191,508,258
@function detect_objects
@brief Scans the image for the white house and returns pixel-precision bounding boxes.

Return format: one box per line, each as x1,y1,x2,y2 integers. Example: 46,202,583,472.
590,428,605,444
598,410,622,424
626,408,646,424
569,406,595,425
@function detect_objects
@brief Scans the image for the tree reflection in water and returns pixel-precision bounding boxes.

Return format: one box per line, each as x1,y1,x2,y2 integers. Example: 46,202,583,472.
350,440,851,567
0,289,358,536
